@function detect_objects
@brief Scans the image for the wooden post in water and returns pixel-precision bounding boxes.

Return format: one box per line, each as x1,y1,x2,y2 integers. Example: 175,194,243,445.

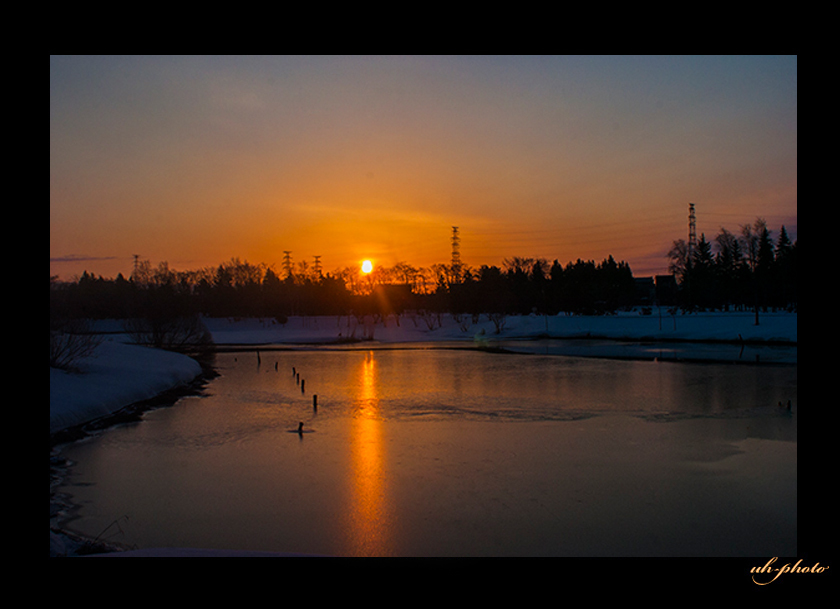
301,379,305,393
313,394,318,410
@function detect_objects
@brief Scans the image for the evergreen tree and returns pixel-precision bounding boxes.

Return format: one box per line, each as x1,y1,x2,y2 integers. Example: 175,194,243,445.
688,234,716,309
740,218,771,324
530,259,549,314
755,221,775,312
756,223,775,277
714,227,746,310
548,260,564,314
773,226,796,309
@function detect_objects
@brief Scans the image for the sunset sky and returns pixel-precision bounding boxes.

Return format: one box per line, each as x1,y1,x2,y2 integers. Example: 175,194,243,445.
50,55,797,281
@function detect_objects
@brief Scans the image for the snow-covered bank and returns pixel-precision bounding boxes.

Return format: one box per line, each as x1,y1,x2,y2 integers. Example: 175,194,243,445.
51,340,204,556
50,340,202,436
200,310,797,346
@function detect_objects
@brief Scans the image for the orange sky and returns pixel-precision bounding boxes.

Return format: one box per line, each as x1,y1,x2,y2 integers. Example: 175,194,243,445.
50,56,797,280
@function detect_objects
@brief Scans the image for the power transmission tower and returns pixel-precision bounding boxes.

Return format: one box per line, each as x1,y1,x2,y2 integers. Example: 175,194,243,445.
451,226,462,283
688,203,697,258
282,251,293,279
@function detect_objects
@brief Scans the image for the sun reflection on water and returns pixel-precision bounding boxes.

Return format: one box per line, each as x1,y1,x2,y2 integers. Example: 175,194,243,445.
344,351,392,556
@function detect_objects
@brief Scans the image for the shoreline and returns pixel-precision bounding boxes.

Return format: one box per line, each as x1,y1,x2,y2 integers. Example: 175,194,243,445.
50,367,213,449
210,337,797,368
209,333,798,349
50,367,214,556
85,311,798,347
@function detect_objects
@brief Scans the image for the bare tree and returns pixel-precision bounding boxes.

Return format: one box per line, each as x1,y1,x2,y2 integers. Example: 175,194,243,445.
503,256,536,275
391,261,419,286
123,313,213,356
50,318,102,371
739,219,763,273
666,239,690,281
487,312,507,334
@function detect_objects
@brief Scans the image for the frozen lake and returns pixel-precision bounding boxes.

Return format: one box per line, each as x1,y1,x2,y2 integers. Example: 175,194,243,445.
54,344,797,556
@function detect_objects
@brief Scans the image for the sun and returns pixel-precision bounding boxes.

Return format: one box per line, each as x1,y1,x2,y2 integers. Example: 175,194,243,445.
361,260,373,274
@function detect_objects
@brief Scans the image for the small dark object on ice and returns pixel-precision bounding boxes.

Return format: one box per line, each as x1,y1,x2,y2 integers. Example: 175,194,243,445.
290,421,313,435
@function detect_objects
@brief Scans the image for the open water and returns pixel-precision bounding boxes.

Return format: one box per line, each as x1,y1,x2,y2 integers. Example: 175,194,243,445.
54,344,797,556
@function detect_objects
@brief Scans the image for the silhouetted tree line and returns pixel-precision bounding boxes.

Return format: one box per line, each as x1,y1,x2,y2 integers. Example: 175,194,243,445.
51,253,640,329
667,219,797,313
49,259,354,322
445,255,636,318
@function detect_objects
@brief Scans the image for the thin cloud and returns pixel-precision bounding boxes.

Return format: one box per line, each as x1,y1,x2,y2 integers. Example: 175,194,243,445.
50,254,121,263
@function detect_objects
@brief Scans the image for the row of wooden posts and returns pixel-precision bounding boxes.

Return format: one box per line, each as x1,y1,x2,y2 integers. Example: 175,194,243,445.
292,364,318,409
258,351,316,408
256,350,319,414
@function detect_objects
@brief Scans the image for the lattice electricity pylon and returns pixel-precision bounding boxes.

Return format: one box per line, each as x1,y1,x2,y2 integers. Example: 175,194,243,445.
451,226,462,282
688,203,697,257
282,251,293,279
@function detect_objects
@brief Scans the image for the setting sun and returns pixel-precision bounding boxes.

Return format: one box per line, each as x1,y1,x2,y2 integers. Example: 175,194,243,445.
361,260,373,274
